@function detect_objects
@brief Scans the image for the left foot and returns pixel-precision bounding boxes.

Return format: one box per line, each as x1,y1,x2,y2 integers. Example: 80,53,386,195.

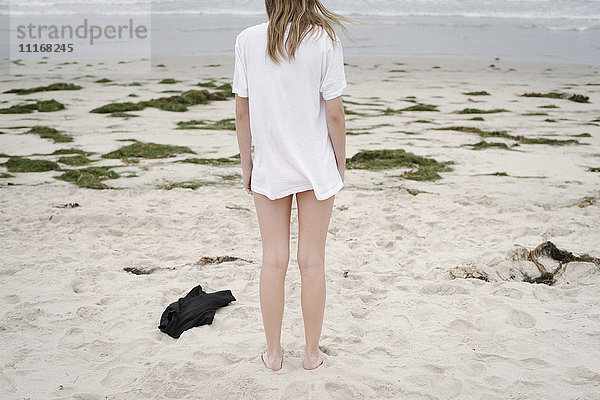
261,349,283,371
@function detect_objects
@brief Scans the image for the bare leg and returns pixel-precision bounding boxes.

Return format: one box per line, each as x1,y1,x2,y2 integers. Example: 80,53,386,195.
252,191,293,371
295,189,335,370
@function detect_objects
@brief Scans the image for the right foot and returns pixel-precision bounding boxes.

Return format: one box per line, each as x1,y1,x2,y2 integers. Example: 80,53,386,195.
303,349,326,370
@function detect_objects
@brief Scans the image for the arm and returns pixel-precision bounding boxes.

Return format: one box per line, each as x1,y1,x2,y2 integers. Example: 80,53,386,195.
235,94,253,194
325,96,346,182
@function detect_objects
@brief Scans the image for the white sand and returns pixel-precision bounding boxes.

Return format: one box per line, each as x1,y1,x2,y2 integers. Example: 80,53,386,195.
1,55,600,399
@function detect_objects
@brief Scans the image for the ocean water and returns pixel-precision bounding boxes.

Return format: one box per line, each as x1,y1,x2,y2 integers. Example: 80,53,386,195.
4,0,600,29
2,0,599,63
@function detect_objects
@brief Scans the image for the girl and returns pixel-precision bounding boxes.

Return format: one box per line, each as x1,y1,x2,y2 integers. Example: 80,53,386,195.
233,0,358,371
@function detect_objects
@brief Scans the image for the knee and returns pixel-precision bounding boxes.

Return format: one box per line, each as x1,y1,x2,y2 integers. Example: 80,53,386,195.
297,253,325,274
262,253,289,271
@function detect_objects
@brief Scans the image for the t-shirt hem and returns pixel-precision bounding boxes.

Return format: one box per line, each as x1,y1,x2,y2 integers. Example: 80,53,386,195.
232,89,248,98
252,181,343,201
314,180,344,200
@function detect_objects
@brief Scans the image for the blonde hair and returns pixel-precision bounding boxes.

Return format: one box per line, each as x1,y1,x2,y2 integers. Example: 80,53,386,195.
264,0,363,64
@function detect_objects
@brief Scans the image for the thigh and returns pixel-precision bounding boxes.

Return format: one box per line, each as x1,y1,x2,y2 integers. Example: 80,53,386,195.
296,190,335,266
252,192,293,265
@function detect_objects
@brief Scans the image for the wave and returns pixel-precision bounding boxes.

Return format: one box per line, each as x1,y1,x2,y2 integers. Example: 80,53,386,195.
3,0,600,22
4,9,600,20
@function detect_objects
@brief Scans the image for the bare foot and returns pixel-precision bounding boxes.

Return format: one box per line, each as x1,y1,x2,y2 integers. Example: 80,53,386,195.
261,350,283,371
303,349,326,370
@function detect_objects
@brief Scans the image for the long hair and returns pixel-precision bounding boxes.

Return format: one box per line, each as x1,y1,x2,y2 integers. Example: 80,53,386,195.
265,0,363,64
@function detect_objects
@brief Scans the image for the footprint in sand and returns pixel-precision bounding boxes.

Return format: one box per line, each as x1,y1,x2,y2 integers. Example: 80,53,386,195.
420,283,470,296
59,327,86,349
100,365,138,388
563,365,600,385
1,294,20,304
0,373,16,394
283,381,315,398
509,309,536,328
324,381,362,398
76,305,101,320
71,278,87,294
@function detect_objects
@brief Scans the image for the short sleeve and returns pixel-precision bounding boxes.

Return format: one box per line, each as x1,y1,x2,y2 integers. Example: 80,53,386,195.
232,35,249,98
320,37,347,101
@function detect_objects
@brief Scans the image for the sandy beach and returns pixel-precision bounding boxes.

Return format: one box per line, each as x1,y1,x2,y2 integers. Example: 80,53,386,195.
1,54,599,399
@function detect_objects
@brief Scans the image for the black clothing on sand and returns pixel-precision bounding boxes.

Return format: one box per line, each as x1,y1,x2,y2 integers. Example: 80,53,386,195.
158,284,236,339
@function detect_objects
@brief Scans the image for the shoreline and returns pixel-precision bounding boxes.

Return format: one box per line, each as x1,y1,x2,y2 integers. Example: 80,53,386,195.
2,54,599,78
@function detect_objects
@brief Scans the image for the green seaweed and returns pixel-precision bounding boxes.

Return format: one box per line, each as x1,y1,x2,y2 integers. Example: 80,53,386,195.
55,166,120,189
4,82,82,95
455,108,509,114
216,83,234,97
90,102,146,113
4,156,61,172
176,118,235,130
159,180,220,189
434,126,515,139
521,92,590,103
102,140,195,160
95,78,112,83
399,186,424,196
0,172,14,178
0,99,65,114
522,112,548,116
344,106,371,116
588,167,600,172
571,133,591,137
470,117,485,121
463,91,490,96
434,126,581,146
401,104,438,112
539,105,559,109
343,100,384,106
346,130,373,135
465,141,511,150
520,138,580,146
58,155,93,166
159,78,180,84
49,148,92,156
92,89,228,113
176,156,239,166
381,107,402,115
27,126,73,143
220,173,241,181
197,80,217,87
109,112,140,118
346,148,453,181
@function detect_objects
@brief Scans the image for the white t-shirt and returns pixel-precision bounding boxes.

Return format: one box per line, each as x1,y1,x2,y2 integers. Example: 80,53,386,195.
232,21,347,201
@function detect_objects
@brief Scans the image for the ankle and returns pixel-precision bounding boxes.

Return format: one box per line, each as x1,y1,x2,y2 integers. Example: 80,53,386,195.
267,345,283,355
305,346,321,358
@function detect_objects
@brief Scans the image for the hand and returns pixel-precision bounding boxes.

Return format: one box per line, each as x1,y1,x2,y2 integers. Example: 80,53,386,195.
243,166,253,195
